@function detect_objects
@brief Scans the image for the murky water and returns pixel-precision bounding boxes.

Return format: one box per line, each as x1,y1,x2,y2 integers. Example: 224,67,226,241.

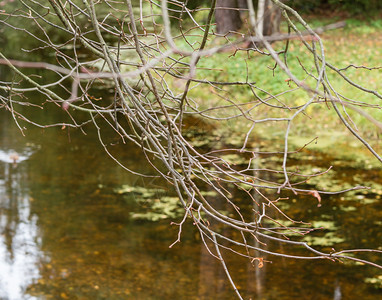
0,98,381,300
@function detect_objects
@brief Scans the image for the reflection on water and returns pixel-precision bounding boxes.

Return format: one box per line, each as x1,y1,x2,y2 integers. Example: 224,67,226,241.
0,112,381,299
0,148,42,300
0,148,34,164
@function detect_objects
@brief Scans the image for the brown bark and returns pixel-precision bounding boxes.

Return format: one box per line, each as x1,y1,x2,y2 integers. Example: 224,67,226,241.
262,0,282,36
215,1,282,37
215,0,243,35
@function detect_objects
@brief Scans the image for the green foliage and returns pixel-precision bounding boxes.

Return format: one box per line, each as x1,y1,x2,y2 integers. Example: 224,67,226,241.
168,0,210,26
328,0,382,14
290,0,382,14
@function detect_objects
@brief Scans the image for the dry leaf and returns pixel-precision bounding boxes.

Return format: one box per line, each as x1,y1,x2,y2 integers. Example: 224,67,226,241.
251,257,264,268
308,190,322,207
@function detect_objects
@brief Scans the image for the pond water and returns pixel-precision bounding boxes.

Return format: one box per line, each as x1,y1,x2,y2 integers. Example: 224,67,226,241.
0,98,381,300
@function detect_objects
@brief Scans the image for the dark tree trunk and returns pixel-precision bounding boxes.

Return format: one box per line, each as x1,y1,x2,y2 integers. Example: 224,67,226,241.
262,0,282,36
237,0,248,9
215,0,282,38
215,0,242,35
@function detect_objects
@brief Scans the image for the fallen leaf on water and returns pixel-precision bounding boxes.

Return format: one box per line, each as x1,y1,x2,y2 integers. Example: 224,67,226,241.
251,257,264,268
308,190,322,207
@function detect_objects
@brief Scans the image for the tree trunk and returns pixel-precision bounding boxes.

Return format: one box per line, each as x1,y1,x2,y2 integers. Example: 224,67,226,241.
237,0,248,9
262,0,282,36
215,0,282,38
215,0,242,35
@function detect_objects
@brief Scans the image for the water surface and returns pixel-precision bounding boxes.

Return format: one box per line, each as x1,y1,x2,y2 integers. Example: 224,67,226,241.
0,105,381,299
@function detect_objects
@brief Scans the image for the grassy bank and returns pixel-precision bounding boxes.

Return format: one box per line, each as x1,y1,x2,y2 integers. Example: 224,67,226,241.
166,16,382,167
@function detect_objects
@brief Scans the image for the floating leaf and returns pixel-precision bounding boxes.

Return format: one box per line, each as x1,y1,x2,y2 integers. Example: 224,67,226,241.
308,190,322,207
251,257,264,268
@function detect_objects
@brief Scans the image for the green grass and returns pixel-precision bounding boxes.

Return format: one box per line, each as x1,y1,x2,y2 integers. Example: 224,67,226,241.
154,14,382,167
166,16,382,148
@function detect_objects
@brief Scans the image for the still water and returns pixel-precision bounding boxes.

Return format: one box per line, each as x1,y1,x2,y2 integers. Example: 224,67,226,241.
0,106,381,299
